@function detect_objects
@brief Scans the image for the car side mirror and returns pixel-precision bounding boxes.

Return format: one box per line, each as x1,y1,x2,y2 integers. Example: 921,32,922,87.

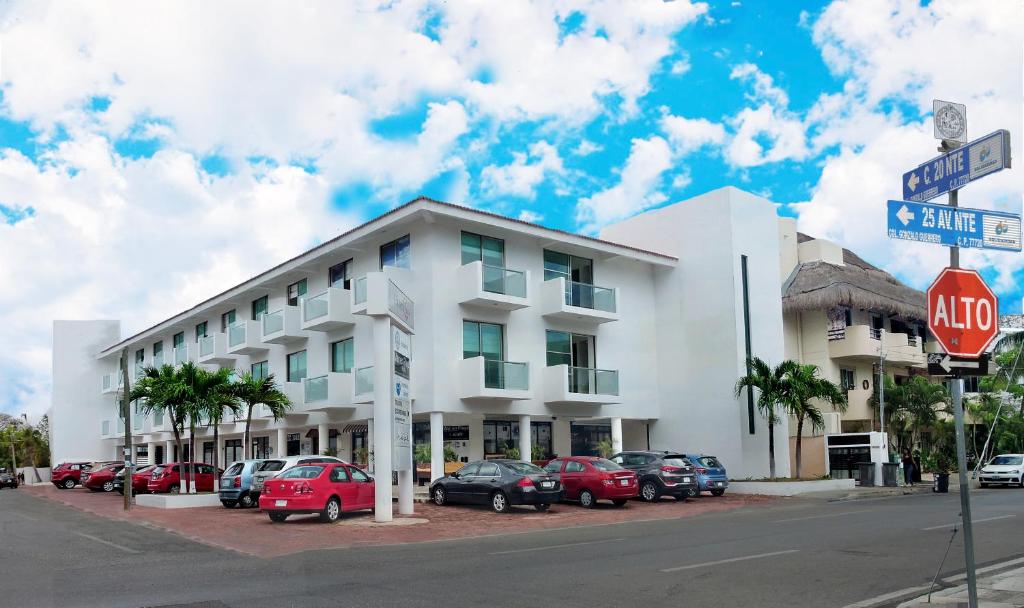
450,471,459,479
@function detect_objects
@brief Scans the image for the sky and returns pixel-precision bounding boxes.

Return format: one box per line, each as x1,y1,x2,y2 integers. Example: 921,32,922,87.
0,0,1021,418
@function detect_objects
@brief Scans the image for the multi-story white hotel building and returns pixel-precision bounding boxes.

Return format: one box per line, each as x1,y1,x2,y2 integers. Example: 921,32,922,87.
50,187,789,484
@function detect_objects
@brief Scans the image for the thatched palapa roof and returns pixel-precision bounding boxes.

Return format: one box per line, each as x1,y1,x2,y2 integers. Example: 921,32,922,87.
782,233,927,321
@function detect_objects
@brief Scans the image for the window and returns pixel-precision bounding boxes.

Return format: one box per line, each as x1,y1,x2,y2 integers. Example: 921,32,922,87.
543,249,593,284
329,259,353,290
478,462,500,477
252,436,270,459
380,234,411,269
134,349,145,378
287,279,307,306
544,460,564,473
545,330,593,368
350,467,370,482
591,459,623,472
840,369,856,391
221,309,236,332
281,466,323,479
153,341,163,364
251,296,269,321
251,360,269,381
195,322,207,342
172,332,184,349
202,441,214,464
456,462,480,477
331,339,354,373
565,461,585,473
461,232,504,266
329,467,350,482
223,439,242,465
482,421,552,458
287,350,307,382
225,463,244,476
463,321,503,360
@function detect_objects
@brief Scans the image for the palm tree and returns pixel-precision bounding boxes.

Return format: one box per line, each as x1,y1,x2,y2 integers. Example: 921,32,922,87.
233,373,292,459
130,364,188,491
901,376,949,448
993,331,1024,353
194,367,239,492
176,362,207,494
735,357,794,478
784,363,847,479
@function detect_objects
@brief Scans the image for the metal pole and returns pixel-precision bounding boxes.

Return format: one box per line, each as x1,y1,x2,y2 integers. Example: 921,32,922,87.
879,328,886,436
120,349,133,511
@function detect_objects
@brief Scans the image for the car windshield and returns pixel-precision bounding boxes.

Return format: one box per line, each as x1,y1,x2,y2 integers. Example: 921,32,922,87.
590,459,624,472
258,460,286,472
662,456,691,468
698,457,722,468
503,462,544,475
151,466,166,476
137,465,155,474
224,463,244,476
280,466,324,479
990,456,1023,466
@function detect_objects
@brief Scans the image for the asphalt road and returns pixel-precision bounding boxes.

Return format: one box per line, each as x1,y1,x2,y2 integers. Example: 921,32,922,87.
2,487,1023,608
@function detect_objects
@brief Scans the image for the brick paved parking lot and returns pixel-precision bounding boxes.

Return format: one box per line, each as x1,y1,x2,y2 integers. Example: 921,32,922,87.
25,485,772,557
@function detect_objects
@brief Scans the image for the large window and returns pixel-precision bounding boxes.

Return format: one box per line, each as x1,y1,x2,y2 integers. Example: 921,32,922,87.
461,232,504,266
543,249,593,283
329,259,353,290
287,350,307,382
331,339,354,373
172,332,184,349
134,349,145,378
252,296,269,320
545,330,593,367
380,234,411,269
482,420,552,459
287,279,307,306
840,369,856,391
223,439,242,465
252,436,270,459
153,340,164,365
251,360,269,381
195,321,207,342
463,321,503,360
221,309,236,332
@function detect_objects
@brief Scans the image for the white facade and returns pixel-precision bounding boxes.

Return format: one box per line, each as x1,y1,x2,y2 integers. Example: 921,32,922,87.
51,186,790,487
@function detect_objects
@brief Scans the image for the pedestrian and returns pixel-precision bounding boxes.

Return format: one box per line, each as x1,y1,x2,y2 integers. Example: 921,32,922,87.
901,450,915,486
17,471,24,484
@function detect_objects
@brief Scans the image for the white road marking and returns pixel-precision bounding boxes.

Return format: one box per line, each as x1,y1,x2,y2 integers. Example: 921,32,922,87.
488,537,625,555
660,549,800,573
841,556,1024,608
921,514,1015,531
75,532,140,554
772,510,873,523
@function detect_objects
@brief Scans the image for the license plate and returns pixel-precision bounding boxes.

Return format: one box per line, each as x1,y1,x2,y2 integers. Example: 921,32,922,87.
619,479,629,486
715,482,723,487
275,500,287,507
541,481,554,489
683,477,692,483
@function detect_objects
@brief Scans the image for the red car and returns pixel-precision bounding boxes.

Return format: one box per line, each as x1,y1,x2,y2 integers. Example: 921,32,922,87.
82,463,125,493
259,462,375,523
147,462,220,494
51,461,98,489
543,456,638,508
116,465,158,495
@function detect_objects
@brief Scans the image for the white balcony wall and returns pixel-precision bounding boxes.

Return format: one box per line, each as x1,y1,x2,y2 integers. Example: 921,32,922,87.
227,320,268,356
542,364,621,405
261,305,308,345
456,261,530,311
457,356,531,400
301,288,356,332
540,276,619,324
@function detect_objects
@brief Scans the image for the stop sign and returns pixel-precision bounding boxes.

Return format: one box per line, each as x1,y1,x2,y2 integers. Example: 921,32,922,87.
927,268,999,358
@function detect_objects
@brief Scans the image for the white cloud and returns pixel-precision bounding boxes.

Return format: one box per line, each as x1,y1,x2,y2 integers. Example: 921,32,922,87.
479,141,564,199
730,62,789,107
517,210,544,223
660,113,726,155
573,140,603,156
575,136,673,233
670,53,692,76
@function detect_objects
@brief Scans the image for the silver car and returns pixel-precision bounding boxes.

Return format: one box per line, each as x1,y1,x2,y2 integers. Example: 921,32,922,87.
250,456,346,500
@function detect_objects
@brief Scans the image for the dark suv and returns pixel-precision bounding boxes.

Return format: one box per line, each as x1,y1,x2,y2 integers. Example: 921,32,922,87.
609,451,699,502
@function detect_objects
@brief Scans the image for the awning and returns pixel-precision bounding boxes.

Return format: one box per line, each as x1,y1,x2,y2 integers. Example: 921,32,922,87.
342,424,368,434
304,428,341,438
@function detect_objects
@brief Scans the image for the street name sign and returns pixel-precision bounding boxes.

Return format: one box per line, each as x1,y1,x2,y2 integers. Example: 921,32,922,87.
927,353,990,377
887,200,1022,252
902,129,1011,202
926,268,999,358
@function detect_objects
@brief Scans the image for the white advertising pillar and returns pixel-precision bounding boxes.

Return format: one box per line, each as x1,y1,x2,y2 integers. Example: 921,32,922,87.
276,427,286,459
611,417,623,455
317,422,329,455
372,316,393,523
430,411,444,482
518,415,532,463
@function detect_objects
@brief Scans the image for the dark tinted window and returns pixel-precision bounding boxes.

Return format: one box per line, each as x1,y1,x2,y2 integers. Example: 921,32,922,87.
565,461,585,473
478,463,500,477
590,459,623,472
697,457,722,468
258,460,285,472
224,463,244,476
456,463,480,477
662,456,690,468
329,467,350,482
543,460,563,473
503,462,544,475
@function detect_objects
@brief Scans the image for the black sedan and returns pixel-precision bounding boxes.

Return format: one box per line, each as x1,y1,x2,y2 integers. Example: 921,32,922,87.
0,473,18,489
430,459,564,513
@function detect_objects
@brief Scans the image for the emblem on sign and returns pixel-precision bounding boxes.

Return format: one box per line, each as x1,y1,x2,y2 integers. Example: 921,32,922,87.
933,99,966,143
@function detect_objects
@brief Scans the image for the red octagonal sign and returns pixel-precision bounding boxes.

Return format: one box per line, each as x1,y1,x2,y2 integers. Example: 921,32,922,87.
927,268,999,358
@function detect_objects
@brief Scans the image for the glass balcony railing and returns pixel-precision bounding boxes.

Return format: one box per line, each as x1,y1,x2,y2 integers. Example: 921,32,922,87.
564,281,616,313
134,364,144,379
355,366,374,394
199,335,215,357
567,367,619,396
173,344,188,365
482,265,527,298
305,375,328,402
153,353,164,367
262,310,284,335
304,291,329,322
353,276,368,305
483,360,529,390
228,323,247,347
133,416,142,431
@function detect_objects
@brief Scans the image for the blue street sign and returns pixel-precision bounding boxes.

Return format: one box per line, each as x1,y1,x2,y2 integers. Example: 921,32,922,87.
887,199,1022,251
902,129,1011,201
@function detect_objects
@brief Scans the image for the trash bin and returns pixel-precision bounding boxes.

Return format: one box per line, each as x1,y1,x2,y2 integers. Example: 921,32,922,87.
933,473,950,493
857,462,875,487
882,462,899,487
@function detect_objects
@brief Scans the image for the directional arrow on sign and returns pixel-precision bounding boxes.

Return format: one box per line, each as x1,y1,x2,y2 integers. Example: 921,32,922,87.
927,352,990,377
938,354,979,373
906,172,920,193
896,204,915,226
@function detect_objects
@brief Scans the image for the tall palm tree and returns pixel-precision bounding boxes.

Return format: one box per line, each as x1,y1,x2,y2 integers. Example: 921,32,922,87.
901,376,949,448
233,373,292,459
194,367,239,492
176,362,207,494
130,364,188,490
783,363,847,479
735,357,794,479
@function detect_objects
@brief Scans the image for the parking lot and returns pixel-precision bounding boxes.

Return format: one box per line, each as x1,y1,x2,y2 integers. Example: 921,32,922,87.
23,484,771,557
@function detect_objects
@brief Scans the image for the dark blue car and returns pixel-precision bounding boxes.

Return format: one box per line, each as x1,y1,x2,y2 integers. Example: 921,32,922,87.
684,454,729,496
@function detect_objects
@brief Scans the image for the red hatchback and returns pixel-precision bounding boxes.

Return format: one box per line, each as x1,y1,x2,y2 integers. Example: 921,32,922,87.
259,463,375,523
51,462,95,489
544,456,638,508
147,462,219,494
82,463,125,493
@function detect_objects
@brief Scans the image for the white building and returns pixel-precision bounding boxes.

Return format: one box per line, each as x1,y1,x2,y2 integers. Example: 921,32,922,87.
50,186,790,491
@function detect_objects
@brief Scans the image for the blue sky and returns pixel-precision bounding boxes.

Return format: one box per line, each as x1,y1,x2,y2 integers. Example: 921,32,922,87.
0,0,1020,417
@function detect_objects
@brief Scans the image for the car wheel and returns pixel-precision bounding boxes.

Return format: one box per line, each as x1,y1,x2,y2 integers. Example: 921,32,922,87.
612,499,628,508
579,489,596,508
62,478,76,489
238,492,255,508
491,491,509,513
432,487,447,506
221,500,238,509
102,481,114,492
710,489,726,497
321,497,341,523
686,486,699,498
534,504,550,512
640,480,659,502
169,485,180,495
268,511,288,523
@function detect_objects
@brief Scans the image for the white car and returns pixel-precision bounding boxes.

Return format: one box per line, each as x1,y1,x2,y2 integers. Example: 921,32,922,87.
979,454,1024,488
250,456,347,499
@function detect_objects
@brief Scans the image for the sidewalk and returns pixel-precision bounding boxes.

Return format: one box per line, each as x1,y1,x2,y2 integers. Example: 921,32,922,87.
804,481,943,502
899,566,1024,607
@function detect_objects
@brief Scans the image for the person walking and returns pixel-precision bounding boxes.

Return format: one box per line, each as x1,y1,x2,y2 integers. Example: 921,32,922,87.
901,449,915,486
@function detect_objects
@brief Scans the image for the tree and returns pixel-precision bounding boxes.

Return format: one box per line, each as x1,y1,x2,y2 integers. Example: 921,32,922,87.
233,373,292,459
869,376,948,454
784,363,847,479
130,364,188,491
735,357,794,478
195,367,239,491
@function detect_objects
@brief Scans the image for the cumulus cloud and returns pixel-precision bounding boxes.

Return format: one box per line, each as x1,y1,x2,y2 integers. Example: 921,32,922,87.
724,63,808,167
660,113,726,155
575,136,673,233
480,141,564,199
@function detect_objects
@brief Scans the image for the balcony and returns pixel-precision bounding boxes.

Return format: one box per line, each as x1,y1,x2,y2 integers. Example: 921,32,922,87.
543,364,621,405
261,306,307,345
541,277,618,324
300,288,356,332
197,333,235,365
227,320,268,356
101,372,123,394
828,325,925,367
171,342,196,367
353,366,374,404
458,357,530,400
457,262,530,311
302,372,355,412
351,271,414,330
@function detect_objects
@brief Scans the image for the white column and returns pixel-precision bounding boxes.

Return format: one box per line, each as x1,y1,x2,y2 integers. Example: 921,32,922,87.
367,418,375,473
146,442,156,467
611,417,623,455
164,440,173,465
398,465,414,515
276,427,286,458
372,316,393,523
317,422,329,455
430,411,444,482
519,415,532,463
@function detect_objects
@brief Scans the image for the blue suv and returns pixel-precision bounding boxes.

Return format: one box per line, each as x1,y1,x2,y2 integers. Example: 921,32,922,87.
219,459,264,508
684,454,729,496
